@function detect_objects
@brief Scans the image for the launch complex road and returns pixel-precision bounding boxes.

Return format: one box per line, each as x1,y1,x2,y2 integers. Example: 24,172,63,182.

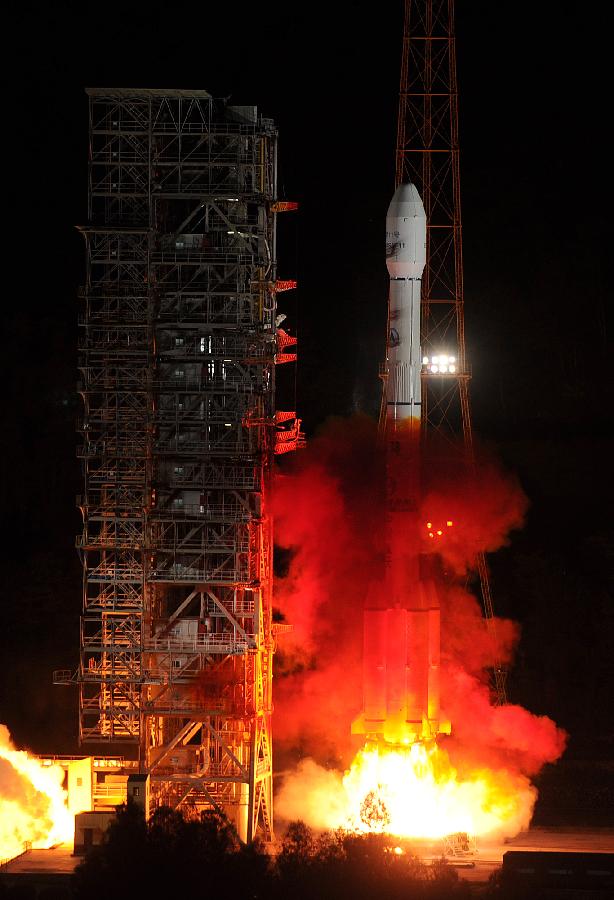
446,827,614,884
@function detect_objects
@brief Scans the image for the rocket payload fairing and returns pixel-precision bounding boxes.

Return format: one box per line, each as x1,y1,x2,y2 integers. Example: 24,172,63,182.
353,184,449,746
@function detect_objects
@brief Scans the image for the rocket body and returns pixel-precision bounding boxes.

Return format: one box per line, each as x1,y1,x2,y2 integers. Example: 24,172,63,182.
354,184,446,745
385,182,426,425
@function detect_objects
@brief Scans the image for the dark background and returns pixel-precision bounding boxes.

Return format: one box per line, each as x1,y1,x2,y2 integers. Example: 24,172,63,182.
1,0,612,815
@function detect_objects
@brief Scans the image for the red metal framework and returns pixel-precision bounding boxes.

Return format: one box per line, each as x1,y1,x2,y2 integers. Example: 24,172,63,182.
395,0,507,703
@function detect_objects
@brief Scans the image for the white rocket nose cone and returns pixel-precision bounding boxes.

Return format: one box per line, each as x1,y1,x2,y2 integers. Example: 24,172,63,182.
386,182,427,278
387,182,425,220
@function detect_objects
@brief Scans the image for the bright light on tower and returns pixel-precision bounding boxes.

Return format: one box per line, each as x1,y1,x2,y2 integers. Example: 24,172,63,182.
422,353,458,375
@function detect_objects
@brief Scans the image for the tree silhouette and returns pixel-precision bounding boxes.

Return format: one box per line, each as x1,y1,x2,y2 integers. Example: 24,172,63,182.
73,802,271,900
74,810,476,900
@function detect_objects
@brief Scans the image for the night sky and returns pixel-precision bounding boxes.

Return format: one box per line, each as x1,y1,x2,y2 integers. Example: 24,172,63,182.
2,0,612,806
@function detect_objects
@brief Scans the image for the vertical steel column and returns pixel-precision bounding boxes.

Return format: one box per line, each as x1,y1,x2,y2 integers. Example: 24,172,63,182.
395,2,507,704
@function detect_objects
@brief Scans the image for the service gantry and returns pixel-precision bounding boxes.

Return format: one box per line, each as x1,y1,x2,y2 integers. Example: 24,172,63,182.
395,0,507,702
62,89,301,840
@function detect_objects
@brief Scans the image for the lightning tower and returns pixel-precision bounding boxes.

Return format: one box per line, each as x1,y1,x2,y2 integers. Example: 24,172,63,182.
58,89,301,841
396,0,507,702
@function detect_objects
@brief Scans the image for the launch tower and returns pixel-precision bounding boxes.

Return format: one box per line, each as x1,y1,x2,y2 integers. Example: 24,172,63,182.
61,89,301,840
395,0,506,703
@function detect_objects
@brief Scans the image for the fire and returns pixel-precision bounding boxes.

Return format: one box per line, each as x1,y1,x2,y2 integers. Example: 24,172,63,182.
276,740,536,841
272,417,565,843
340,741,535,840
0,725,73,861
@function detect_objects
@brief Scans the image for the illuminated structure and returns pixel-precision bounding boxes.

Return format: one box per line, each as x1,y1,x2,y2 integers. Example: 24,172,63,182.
395,0,506,702
56,89,301,841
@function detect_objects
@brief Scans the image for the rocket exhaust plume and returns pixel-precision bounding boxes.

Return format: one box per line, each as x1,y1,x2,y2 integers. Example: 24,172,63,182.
0,724,73,860
274,419,566,841
273,183,566,842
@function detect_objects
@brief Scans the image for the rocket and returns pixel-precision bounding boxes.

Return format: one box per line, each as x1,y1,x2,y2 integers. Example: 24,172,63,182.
385,182,426,426
353,184,449,746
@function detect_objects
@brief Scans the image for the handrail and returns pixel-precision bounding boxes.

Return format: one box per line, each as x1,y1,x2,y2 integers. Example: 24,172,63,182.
144,633,254,653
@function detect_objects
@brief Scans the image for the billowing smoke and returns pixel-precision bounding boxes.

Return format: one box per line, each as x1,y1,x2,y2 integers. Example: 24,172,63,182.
273,416,566,837
420,457,528,574
273,416,376,762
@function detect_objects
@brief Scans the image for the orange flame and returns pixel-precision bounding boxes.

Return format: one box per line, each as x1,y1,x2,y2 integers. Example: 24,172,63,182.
277,741,536,842
340,741,535,839
0,725,73,861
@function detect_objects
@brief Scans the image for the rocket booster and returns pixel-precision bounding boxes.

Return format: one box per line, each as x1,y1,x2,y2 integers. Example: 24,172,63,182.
353,184,447,745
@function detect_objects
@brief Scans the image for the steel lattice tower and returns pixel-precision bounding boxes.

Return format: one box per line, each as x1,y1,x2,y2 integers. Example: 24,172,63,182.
58,89,302,840
395,1,507,703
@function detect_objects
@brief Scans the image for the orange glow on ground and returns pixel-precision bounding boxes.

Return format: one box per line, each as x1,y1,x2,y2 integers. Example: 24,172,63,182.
339,741,535,840
0,727,73,860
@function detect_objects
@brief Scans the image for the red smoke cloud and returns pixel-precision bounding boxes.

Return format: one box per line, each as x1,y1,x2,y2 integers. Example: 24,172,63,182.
420,457,528,574
273,417,375,760
441,584,519,676
273,415,566,779
442,668,567,776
